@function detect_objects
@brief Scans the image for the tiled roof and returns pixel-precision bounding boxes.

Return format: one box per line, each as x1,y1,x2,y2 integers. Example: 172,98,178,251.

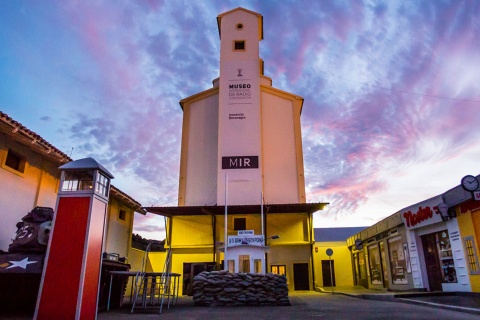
0,111,71,164
1,111,145,212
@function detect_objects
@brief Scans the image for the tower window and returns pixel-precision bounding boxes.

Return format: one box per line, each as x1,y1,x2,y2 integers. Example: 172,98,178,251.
234,40,245,51
236,23,243,30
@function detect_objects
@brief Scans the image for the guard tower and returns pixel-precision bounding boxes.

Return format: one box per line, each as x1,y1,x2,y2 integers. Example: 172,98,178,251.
35,157,113,320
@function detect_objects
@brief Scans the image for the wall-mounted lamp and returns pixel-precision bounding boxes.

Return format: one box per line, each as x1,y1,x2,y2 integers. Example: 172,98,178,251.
438,203,456,222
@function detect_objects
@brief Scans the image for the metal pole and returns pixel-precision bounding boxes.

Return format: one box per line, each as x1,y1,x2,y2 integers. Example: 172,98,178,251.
224,173,228,271
329,256,333,294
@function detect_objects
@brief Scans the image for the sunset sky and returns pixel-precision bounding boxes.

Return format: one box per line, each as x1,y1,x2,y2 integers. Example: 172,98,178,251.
1,1,479,240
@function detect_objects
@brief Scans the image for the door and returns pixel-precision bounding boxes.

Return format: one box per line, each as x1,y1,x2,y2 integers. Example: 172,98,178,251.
183,262,216,295
421,234,443,291
321,260,336,287
293,263,310,290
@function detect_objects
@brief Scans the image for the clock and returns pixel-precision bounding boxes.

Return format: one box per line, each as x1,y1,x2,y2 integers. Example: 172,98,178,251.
461,175,479,192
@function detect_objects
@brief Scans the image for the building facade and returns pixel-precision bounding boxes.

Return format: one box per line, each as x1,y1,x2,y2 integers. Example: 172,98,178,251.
348,177,480,293
146,8,327,294
0,111,144,258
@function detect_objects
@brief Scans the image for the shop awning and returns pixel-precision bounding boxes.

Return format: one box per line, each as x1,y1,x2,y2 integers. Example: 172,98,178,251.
144,202,328,217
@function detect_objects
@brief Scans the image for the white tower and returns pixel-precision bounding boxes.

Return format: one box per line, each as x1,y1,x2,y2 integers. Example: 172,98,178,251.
217,8,264,205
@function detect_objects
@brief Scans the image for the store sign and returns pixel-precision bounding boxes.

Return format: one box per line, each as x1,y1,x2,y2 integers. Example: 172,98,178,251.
474,191,480,201
222,156,259,169
403,205,440,228
228,235,264,247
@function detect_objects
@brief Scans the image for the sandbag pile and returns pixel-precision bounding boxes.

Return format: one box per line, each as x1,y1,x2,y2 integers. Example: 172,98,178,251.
192,270,290,306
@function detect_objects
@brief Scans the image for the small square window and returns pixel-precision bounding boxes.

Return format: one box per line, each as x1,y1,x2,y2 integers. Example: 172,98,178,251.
234,218,246,231
119,210,126,221
271,265,286,275
5,149,26,173
234,40,245,51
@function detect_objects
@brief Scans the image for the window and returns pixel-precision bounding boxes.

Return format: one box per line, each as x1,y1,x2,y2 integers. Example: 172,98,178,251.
234,218,246,231
388,236,408,284
239,255,250,273
4,149,26,173
95,172,110,197
61,170,94,192
464,236,480,274
118,210,126,221
234,40,245,51
368,244,382,284
271,265,286,275
228,260,235,273
254,259,262,273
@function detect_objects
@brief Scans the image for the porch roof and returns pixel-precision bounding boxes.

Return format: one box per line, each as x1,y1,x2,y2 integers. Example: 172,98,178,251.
144,202,328,217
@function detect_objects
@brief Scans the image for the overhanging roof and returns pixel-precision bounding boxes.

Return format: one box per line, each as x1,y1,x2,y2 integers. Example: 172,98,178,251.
144,202,328,218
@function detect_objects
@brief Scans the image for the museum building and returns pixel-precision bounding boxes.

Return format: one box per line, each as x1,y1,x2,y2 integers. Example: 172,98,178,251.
145,7,328,294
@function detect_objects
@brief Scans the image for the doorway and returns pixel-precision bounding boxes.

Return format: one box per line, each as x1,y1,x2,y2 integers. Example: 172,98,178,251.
321,260,336,287
293,263,310,290
421,233,442,291
183,262,216,295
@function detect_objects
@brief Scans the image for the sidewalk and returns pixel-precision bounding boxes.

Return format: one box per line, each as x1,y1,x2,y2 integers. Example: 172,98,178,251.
317,286,480,315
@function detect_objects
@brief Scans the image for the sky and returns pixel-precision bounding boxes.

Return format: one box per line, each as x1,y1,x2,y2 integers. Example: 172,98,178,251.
1,0,479,240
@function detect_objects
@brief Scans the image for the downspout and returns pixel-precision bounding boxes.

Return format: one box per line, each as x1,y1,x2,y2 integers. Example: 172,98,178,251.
33,159,46,207
212,214,216,264
310,212,316,291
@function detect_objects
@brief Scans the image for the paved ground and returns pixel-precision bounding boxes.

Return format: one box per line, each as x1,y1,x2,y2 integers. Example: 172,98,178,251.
95,289,480,320
3,288,479,319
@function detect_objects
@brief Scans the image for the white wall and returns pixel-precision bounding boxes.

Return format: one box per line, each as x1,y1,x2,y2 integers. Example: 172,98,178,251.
0,137,59,251
261,92,300,203
184,94,219,206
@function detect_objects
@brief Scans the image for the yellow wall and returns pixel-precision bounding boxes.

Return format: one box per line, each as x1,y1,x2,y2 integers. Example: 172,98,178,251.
104,199,134,258
171,216,214,247
268,245,312,291
457,211,480,292
313,241,354,288
267,213,309,243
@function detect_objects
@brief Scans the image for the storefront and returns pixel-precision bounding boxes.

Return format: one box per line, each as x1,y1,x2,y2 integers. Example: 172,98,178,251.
348,213,415,291
402,195,471,292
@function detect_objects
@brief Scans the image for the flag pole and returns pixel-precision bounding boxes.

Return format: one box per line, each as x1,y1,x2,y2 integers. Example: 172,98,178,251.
224,173,228,271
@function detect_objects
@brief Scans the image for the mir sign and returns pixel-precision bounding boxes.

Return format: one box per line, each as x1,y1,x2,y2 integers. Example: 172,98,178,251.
222,156,259,169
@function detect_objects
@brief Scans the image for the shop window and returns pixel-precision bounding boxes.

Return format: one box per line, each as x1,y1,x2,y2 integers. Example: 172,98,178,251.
234,218,246,231
239,255,250,273
118,210,126,221
388,236,409,284
464,236,480,275
437,230,457,283
368,244,382,284
358,251,367,280
271,265,286,275
4,149,26,173
234,40,245,51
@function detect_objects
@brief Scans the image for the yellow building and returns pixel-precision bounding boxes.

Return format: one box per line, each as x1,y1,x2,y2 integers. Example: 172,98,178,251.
313,227,365,289
146,7,327,294
0,111,144,260
443,180,480,292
